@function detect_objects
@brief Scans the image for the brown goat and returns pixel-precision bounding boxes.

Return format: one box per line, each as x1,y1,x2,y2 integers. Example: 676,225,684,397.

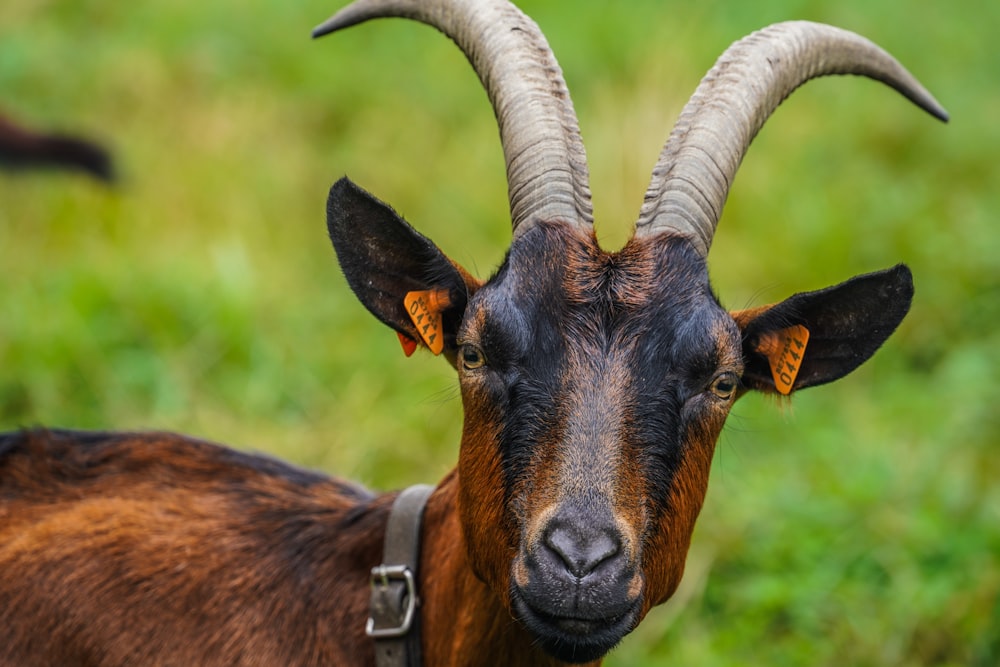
0,111,114,182
0,1,946,665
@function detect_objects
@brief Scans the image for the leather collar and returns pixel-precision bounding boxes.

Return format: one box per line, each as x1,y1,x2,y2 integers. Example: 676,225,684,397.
367,484,435,667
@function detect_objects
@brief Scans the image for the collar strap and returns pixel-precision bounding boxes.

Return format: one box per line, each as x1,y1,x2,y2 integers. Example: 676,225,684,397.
367,484,435,667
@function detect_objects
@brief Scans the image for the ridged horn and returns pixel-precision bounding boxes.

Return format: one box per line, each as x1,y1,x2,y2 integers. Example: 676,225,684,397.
634,21,949,256
313,0,593,239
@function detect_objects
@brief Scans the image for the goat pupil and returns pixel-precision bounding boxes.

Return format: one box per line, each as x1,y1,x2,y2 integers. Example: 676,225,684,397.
462,346,483,368
714,376,736,396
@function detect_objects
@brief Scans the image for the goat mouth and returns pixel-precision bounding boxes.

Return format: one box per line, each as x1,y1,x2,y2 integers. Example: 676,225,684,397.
511,590,640,663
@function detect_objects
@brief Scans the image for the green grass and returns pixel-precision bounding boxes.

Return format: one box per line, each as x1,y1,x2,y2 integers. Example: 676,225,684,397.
1,1,997,664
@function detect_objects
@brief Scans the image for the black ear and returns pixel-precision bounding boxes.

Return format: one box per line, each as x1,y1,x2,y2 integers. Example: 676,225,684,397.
326,177,479,361
735,264,914,393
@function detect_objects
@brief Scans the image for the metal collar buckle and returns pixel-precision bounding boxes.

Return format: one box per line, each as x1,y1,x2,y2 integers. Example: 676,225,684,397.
366,564,417,638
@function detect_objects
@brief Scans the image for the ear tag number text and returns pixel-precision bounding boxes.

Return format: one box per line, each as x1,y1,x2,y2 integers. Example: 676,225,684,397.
403,290,449,356
764,325,810,395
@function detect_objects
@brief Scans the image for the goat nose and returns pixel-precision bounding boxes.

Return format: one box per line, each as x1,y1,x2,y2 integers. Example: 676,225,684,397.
544,523,621,579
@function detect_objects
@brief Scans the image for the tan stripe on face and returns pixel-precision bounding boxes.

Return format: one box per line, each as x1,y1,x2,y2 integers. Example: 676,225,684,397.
532,350,642,562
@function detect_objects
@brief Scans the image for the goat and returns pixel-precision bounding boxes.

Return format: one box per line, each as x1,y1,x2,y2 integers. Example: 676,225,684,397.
0,110,114,182
0,1,947,665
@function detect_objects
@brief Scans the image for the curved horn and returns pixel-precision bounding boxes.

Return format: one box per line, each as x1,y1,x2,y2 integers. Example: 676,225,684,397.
634,21,949,256
313,0,593,239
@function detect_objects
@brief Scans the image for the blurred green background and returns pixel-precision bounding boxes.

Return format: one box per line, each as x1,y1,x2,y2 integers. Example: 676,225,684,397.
1,0,996,664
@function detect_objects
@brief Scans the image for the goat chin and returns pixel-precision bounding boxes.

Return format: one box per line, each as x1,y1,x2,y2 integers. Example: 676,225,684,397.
511,587,642,664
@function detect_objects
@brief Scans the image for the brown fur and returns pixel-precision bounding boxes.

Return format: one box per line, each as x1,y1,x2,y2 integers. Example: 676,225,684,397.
0,428,606,666
0,429,382,665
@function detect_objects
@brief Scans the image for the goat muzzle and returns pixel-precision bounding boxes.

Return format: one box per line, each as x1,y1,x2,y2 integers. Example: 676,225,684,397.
510,502,644,662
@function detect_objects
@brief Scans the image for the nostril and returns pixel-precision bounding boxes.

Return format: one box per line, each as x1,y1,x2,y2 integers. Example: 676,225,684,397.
544,524,621,579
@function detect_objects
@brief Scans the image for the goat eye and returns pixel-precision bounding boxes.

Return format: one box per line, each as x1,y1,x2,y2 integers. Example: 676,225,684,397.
460,344,486,370
709,372,738,400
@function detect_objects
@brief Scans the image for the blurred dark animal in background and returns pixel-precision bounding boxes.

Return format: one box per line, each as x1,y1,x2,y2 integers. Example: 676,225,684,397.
0,110,114,182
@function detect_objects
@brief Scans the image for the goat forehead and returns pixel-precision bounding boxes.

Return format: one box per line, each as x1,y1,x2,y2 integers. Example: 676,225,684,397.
468,226,728,359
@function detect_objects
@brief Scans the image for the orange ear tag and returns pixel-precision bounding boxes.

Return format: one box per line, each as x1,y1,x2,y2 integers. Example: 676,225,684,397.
403,289,450,356
761,325,810,395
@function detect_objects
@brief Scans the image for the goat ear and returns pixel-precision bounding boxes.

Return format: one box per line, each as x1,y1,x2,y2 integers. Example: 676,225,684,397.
326,177,480,365
733,264,914,394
